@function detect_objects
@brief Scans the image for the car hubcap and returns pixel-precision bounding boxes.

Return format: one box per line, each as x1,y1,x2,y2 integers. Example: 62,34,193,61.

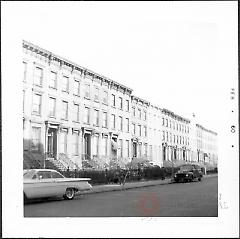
66,189,74,198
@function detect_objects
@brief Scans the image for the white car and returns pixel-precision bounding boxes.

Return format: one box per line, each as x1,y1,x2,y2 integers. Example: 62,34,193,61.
23,169,92,201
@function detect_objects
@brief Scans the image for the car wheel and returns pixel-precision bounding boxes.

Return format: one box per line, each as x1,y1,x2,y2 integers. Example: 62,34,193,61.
63,188,75,200
198,177,202,181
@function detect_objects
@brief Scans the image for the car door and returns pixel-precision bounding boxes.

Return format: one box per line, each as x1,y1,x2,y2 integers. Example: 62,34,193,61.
30,171,55,198
50,171,67,196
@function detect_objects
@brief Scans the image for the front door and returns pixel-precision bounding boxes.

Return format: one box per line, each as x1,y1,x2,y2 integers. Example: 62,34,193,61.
84,134,91,158
133,142,137,157
47,128,57,158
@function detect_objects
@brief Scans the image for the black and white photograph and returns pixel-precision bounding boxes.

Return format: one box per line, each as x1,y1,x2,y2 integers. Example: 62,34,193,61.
1,1,239,238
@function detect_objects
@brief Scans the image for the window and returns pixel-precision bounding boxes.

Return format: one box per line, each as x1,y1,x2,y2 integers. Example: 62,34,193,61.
149,145,153,159
49,71,57,89
73,104,79,122
93,109,99,126
94,86,99,101
144,126,147,137
84,84,90,99
125,100,129,111
60,130,68,154
180,136,182,144
126,140,130,157
84,107,90,124
132,107,136,117
170,133,172,143
138,109,141,119
52,171,64,178
62,101,68,120
162,117,165,126
23,90,25,113
34,67,43,86
102,136,108,156
118,116,123,131
176,123,178,131
62,75,69,92
23,62,27,82
103,112,107,128
169,120,172,128
73,79,80,96
111,94,116,107
162,131,165,141
48,97,56,117
183,137,185,145
103,91,108,105
119,97,123,109
118,139,123,158
143,111,147,121
173,121,175,130
72,132,79,155
126,118,129,132
144,144,148,156
138,143,142,157
92,135,99,156
177,135,179,144
166,119,168,127
32,93,42,115
173,135,175,143
111,114,116,129
138,125,141,136
31,127,41,151
166,131,169,142
132,123,136,135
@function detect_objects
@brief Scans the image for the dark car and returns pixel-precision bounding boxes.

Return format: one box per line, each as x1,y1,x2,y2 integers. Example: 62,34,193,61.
173,164,203,183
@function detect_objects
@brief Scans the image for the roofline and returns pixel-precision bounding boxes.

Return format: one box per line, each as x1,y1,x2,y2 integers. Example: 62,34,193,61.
161,108,191,123
22,40,133,93
196,124,218,135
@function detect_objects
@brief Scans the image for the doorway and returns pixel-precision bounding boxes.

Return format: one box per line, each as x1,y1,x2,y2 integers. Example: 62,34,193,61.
84,134,91,158
132,142,137,157
47,128,57,158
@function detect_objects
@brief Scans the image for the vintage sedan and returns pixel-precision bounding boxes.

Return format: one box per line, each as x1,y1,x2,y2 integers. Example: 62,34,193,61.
23,169,92,202
173,164,203,183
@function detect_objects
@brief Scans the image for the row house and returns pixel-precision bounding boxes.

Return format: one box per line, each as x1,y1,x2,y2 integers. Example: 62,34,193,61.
131,96,149,161
161,108,191,166
148,105,162,166
23,40,133,169
195,124,218,165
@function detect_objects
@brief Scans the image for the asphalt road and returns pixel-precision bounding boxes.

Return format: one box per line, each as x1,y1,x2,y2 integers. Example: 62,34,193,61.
24,176,218,217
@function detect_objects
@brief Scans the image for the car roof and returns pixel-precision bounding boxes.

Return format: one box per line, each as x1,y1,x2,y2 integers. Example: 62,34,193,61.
24,169,59,173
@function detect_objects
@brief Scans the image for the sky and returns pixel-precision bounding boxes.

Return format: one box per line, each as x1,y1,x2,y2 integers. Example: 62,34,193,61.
1,1,238,238
7,1,236,132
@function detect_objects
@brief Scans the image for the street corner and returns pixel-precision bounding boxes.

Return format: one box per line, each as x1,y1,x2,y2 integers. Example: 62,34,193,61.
136,192,160,217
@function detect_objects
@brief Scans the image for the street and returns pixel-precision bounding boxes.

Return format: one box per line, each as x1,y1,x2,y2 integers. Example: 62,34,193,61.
24,176,218,217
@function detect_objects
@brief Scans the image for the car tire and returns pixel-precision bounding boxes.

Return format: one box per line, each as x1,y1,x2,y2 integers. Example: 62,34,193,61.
63,188,75,200
198,177,202,181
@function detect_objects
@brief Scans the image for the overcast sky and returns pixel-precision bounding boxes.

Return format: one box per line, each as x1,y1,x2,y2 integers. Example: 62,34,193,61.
5,1,234,133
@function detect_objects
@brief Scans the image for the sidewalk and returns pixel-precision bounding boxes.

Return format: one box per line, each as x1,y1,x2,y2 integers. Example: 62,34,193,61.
80,174,218,195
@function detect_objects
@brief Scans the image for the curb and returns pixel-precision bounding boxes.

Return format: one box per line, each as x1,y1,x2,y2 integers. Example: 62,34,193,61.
79,174,218,196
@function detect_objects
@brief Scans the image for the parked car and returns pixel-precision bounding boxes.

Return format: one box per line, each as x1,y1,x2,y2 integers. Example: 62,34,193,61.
23,169,92,202
173,164,203,183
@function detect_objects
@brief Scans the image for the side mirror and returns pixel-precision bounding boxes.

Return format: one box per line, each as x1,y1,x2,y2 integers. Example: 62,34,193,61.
39,175,43,180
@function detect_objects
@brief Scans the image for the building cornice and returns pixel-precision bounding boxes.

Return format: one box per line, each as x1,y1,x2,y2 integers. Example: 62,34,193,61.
131,95,150,106
196,124,218,135
23,40,133,94
161,108,190,123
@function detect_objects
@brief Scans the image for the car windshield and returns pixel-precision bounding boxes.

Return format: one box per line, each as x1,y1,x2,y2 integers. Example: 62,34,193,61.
179,165,193,171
